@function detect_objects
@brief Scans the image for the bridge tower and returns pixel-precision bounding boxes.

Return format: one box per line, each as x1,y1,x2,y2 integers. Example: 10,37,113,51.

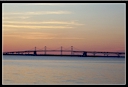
34,47,37,55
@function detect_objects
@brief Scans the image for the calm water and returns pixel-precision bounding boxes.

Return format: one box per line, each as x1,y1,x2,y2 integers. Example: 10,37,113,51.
2,56,125,85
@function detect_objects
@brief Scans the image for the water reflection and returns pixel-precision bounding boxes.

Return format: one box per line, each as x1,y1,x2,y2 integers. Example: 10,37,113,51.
2,56,125,85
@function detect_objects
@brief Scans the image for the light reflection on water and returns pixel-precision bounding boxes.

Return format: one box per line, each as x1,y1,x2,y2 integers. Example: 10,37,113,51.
2,56,125,85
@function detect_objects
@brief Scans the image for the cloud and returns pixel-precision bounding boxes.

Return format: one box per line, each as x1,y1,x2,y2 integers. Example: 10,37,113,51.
56,37,85,40
3,21,84,26
3,20,84,30
3,24,73,29
3,11,72,16
2,16,31,20
24,37,84,40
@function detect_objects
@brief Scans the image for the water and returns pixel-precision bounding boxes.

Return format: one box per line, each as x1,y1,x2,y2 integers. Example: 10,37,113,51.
2,56,125,85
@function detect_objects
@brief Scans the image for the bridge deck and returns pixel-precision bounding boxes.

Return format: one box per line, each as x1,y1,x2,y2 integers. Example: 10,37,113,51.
3,50,125,57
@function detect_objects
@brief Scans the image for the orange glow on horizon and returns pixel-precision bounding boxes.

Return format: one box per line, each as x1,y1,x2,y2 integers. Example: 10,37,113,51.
2,3,125,52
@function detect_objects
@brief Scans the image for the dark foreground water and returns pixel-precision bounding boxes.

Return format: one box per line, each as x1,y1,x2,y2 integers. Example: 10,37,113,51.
2,56,125,85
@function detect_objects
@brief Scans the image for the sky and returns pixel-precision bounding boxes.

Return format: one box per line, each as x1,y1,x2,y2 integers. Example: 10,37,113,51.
2,3,125,52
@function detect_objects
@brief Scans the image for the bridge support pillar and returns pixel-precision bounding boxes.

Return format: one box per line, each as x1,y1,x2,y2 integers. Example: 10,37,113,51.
34,47,37,55
34,51,37,55
61,46,62,55
93,53,95,56
45,46,46,55
83,52,87,57
117,53,120,57
71,46,73,55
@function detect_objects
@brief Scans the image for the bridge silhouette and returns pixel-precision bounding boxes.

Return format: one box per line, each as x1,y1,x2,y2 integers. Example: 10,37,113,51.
3,46,125,57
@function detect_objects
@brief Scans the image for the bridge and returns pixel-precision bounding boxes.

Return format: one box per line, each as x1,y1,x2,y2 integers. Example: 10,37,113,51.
3,46,125,57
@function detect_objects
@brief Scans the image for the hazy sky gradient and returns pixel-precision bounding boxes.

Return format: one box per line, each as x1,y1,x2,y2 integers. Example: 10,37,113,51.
2,3,125,52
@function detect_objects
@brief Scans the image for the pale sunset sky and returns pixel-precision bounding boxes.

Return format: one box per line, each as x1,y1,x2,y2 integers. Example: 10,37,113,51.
2,3,125,52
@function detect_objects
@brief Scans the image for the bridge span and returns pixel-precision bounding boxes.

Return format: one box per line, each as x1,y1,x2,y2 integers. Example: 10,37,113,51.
3,46,125,57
